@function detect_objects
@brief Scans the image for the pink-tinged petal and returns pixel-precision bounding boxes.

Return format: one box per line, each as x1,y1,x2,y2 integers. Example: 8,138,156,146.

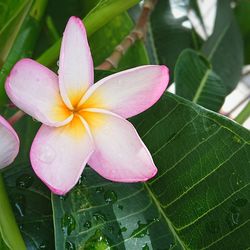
59,16,94,109
0,116,19,169
6,59,73,127
30,116,94,195
81,108,157,182
79,65,169,118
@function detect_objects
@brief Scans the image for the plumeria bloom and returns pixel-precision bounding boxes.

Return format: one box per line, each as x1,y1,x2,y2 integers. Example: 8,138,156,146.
5,16,169,195
0,115,19,169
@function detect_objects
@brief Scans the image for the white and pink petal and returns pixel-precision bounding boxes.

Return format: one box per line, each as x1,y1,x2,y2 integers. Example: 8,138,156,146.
79,65,169,118
30,116,94,195
6,59,72,127
0,115,19,169
81,109,157,182
59,16,94,108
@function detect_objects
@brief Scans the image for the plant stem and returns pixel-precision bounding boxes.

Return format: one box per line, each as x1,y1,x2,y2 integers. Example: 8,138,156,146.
8,110,25,125
37,0,140,67
235,100,250,124
0,174,26,250
46,16,60,43
96,0,158,70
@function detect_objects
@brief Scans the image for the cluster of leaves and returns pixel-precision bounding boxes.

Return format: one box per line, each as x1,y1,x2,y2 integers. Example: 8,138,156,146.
0,0,249,249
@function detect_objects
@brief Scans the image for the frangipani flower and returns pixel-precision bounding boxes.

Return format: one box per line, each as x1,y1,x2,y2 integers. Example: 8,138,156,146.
0,115,19,169
6,16,169,195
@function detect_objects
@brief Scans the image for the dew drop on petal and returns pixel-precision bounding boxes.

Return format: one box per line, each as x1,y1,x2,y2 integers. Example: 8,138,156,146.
38,145,56,164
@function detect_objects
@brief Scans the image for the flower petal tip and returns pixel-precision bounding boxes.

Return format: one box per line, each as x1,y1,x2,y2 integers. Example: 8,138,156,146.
67,16,87,35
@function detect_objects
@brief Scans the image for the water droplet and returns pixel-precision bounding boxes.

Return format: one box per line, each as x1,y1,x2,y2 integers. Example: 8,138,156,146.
16,174,33,188
14,194,26,217
152,217,160,222
120,226,127,232
108,225,114,233
38,144,56,164
32,117,39,122
57,60,60,67
232,135,242,144
233,198,248,207
236,176,243,185
130,221,149,238
39,241,49,249
84,220,92,229
206,221,220,234
61,213,76,236
84,229,111,249
93,212,107,223
104,190,117,204
59,194,68,201
226,206,240,229
118,204,123,210
34,222,41,231
142,243,150,250
65,241,76,250
95,186,104,193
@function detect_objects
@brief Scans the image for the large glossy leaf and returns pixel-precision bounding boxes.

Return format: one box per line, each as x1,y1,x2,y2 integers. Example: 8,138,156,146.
52,92,250,249
89,11,149,70
0,237,9,250
150,0,195,82
175,49,226,111
2,116,54,249
234,0,250,64
0,0,32,65
201,0,243,93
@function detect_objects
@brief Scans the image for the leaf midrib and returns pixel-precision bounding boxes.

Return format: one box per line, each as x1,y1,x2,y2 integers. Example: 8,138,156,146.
144,183,187,250
192,69,210,104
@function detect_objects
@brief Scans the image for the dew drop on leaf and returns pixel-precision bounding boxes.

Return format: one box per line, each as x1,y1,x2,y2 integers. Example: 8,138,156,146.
95,186,104,193
84,220,92,229
232,198,248,207
232,135,242,144
130,221,149,238
84,229,111,250
118,204,123,210
93,212,107,223
226,206,241,229
65,241,76,250
16,174,33,189
61,213,76,236
142,243,150,250
39,240,49,249
104,190,117,204
14,194,26,217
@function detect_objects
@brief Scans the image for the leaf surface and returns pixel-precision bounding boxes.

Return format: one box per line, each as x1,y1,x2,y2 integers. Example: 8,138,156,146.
175,49,226,111
52,91,250,249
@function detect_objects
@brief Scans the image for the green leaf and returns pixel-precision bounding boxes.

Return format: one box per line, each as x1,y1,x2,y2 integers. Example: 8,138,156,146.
0,0,48,108
0,0,33,65
234,0,250,64
0,236,9,250
175,49,227,111
52,91,250,249
37,0,140,67
89,12,149,70
201,0,243,93
150,0,195,81
2,116,54,249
